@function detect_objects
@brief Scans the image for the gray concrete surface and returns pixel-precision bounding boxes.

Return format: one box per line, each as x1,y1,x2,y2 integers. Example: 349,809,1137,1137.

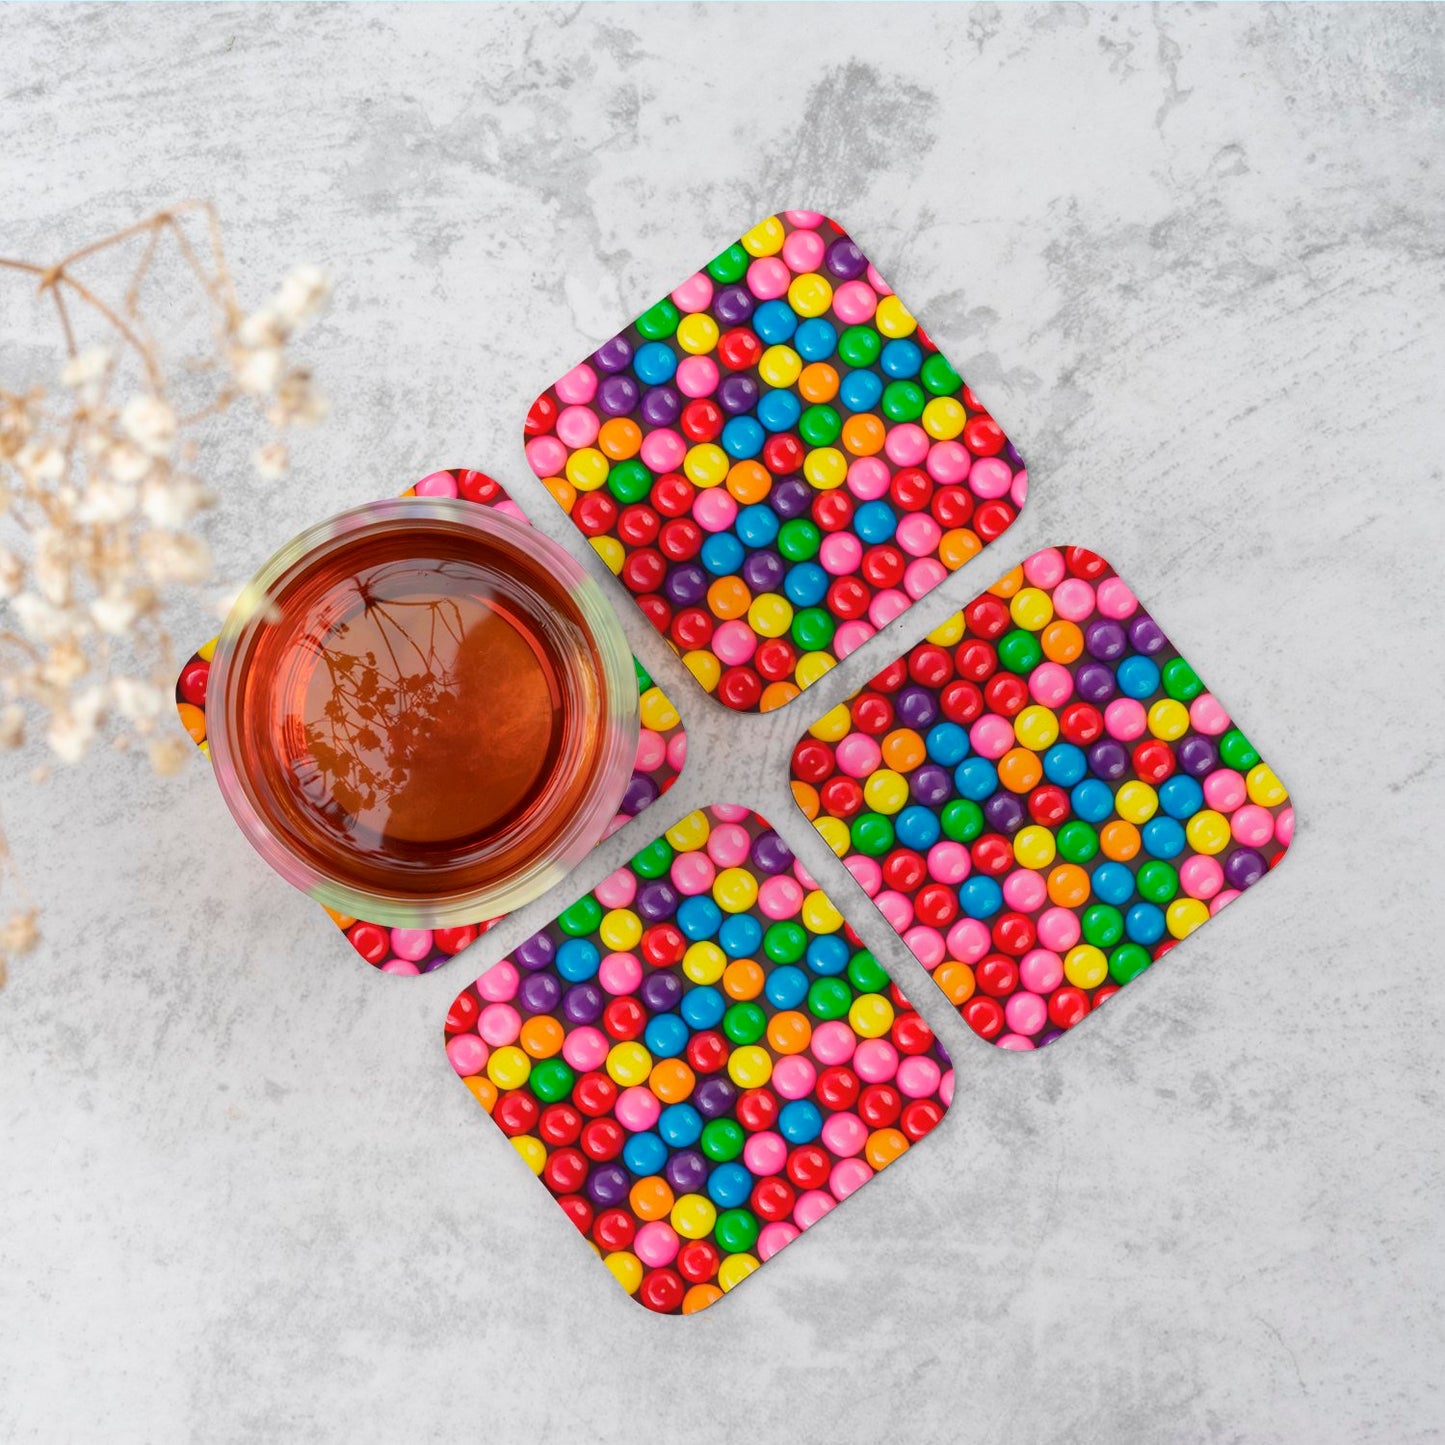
2,5,1442,1441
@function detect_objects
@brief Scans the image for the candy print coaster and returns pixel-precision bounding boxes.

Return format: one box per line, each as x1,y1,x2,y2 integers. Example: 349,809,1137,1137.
173,468,687,976
444,804,953,1315
524,211,1028,714
789,547,1294,1050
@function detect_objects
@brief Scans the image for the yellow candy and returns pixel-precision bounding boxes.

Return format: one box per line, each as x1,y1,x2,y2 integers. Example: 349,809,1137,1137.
1013,824,1057,871
875,294,916,338
1010,587,1054,632
684,442,729,488
921,396,965,441
683,650,721,692
565,446,609,491
1185,808,1231,855
815,816,850,858
747,592,794,638
795,652,834,689
682,940,727,986
801,890,843,934
1014,704,1059,752
788,272,834,317
590,535,625,574
606,1041,653,1087
667,810,711,851
1114,780,1159,825
1064,944,1109,989
713,866,759,913
758,344,802,389
928,613,966,646
487,1045,531,1090
196,636,218,662
803,446,847,490
604,1250,643,1295
740,216,784,256
676,312,719,355
599,908,642,952
728,1044,773,1089
809,703,852,742
1167,897,1210,939
639,686,680,731
848,992,895,1038
1247,763,1288,807
512,1135,546,1176
718,1253,760,1291
1147,698,1191,741
671,1194,718,1240
863,768,909,815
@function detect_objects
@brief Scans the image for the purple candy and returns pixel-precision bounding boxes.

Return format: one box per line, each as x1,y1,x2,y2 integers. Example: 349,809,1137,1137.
1084,619,1127,663
665,1148,709,1194
622,774,659,816
1176,735,1218,778
513,932,555,971
664,563,708,607
636,880,680,922
742,549,785,593
693,1077,737,1119
1088,739,1130,782
1128,614,1167,657
596,373,639,418
896,684,939,730
825,236,867,280
1224,846,1267,889
1036,1026,1065,1047
517,972,561,1016
640,385,681,428
712,283,755,327
592,334,634,373
984,791,1027,834
586,1164,630,1207
562,981,604,1025
1003,440,1024,470
640,972,682,1013
750,830,793,875
717,375,759,416
769,477,812,518
909,763,953,809
1074,661,1117,705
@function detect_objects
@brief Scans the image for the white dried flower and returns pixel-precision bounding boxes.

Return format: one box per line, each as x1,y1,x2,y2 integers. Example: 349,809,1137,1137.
139,530,211,586
32,529,71,606
232,346,283,396
16,439,64,484
239,309,287,349
61,346,113,395
146,733,189,777
9,592,77,643
74,477,137,524
46,686,105,764
89,590,144,637
0,910,38,955
0,547,23,600
140,473,210,528
111,675,163,724
120,395,178,458
268,368,329,428
274,265,332,328
38,638,88,686
253,441,288,480
0,702,24,749
106,439,153,486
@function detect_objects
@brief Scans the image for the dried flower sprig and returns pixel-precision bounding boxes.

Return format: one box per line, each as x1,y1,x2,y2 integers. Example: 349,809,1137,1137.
0,200,332,988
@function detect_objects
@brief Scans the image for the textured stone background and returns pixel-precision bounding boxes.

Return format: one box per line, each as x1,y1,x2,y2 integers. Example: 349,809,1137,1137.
2,5,1443,1441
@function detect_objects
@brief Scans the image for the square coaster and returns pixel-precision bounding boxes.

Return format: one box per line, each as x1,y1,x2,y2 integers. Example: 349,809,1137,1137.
173,467,687,976
524,211,1028,713
444,804,953,1314
789,547,1294,1050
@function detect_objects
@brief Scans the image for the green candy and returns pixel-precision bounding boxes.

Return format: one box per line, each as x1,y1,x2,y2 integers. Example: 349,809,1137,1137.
700,1118,745,1162
1081,903,1124,948
849,812,895,856
723,1002,767,1046
713,1207,760,1253
791,607,835,652
1162,656,1204,702
837,325,882,368
777,518,821,562
529,1059,575,1103
1056,820,1099,864
798,404,842,448
633,657,653,692
807,977,854,1021
881,379,926,423
1220,728,1260,771
607,458,652,503
557,896,602,936
997,629,1043,674
635,297,680,340
706,243,749,285
941,798,984,843
847,949,890,993
920,353,962,396
1136,859,1178,903
630,839,674,879
763,921,808,965
1109,943,1153,985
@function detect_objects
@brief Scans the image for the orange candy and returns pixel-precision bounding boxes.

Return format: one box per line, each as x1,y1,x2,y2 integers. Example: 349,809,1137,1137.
760,681,799,712
176,702,206,744
598,417,641,460
881,727,926,772
542,475,576,512
798,362,839,403
649,1058,696,1104
1100,819,1142,861
841,413,886,456
931,960,976,1006
791,780,821,820
683,1283,723,1314
997,746,1043,793
766,1010,813,1054
464,1076,498,1113
939,527,981,570
723,958,765,1000
988,565,1024,599
1047,863,1091,908
865,1127,910,1170
629,1176,675,1221
519,1016,564,1058
707,576,751,620
726,460,772,505
1042,619,1084,664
